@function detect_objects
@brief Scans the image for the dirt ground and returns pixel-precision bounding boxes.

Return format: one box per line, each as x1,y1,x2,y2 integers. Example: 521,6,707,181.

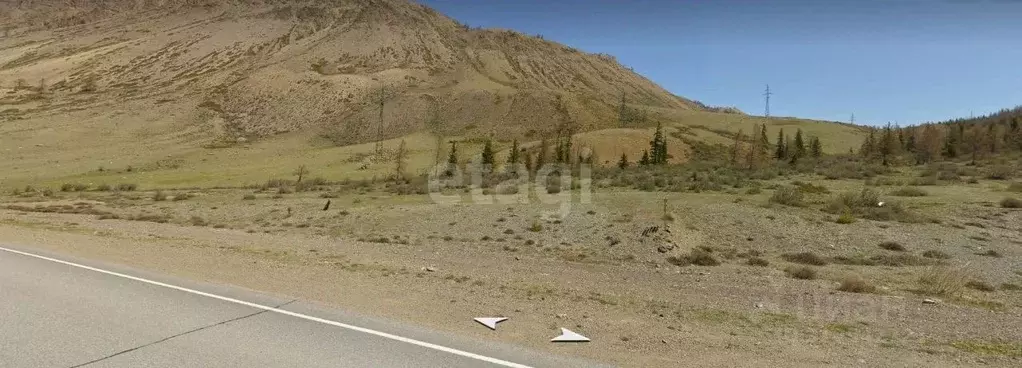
1,177,1021,367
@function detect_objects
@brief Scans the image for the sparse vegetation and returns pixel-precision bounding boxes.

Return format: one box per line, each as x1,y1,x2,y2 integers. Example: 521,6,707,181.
922,250,951,259
965,280,996,292
785,266,818,280
781,252,828,266
667,249,720,267
890,187,928,197
999,197,1022,208
917,266,970,297
769,186,804,206
837,275,876,293
746,257,769,267
152,191,167,201
878,241,906,252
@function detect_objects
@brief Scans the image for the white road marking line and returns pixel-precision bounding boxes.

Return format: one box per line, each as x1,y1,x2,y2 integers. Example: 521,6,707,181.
0,246,533,368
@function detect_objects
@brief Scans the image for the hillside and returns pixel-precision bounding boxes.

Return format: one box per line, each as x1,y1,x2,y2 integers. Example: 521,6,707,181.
0,0,866,188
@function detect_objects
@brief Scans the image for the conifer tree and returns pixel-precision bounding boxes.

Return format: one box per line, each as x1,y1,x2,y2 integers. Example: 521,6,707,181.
775,128,787,160
639,150,650,166
507,139,520,168
810,136,822,158
649,122,668,164
481,138,495,171
618,153,629,169
789,129,806,164
861,128,876,161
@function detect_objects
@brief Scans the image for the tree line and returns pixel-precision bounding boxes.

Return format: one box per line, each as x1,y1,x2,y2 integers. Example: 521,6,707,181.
858,106,1022,166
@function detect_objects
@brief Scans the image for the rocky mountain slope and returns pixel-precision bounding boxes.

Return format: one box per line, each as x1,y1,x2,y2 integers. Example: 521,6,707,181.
1,0,707,146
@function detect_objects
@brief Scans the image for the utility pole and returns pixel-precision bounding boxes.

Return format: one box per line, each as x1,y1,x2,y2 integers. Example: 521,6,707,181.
763,84,772,118
851,113,855,125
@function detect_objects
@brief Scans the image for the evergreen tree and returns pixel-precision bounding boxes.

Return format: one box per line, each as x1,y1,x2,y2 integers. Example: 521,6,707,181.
790,129,806,164
880,123,895,166
445,141,458,176
480,138,495,171
523,152,533,174
617,153,629,169
649,122,668,164
860,128,876,161
507,139,520,167
639,150,650,166
774,128,787,160
810,136,822,158
536,138,548,172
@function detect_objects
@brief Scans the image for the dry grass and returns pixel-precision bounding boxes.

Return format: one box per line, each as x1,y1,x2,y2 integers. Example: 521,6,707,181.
921,250,952,259
781,252,828,266
785,266,818,280
667,249,720,267
877,241,906,252
1000,197,1022,208
917,266,970,297
890,187,928,197
837,275,876,293
769,186,805,207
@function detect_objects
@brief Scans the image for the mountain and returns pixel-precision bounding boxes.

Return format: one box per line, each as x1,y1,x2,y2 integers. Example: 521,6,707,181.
1,0,708,144
0,0,864,188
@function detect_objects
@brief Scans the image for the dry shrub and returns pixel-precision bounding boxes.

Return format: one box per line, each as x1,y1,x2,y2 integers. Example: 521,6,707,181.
769,186,804,206
782,252,828,266
667,249,720,267
785,266,818,280
917,266,970,297
837,275,876,293
878,241,906,252
1000,197,1022,208
891,187,927,197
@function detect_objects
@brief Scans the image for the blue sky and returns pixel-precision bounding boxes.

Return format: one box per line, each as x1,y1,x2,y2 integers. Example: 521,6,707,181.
420,0,1022,126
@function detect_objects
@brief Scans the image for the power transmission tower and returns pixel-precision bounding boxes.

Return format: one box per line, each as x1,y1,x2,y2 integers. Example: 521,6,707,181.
763,84,772,118
851,113,855,125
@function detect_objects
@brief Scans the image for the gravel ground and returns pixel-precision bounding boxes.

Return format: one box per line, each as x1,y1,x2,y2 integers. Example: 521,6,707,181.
1,183,1020,367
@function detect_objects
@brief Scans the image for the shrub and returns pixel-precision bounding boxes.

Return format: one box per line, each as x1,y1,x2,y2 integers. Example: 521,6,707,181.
792,180,830,194
769,186,804,207
781,252,828,266
189,215,208,227
985,165,1014,180
869,253,934,267
835,212,856,224
668,249,721,267
746,257,770,267
1001,283,1022,291
917,266,970,296
891,187,927,197
878,241,906,252
60,183,74,192
976,250,1002,258
528,221,543,232
116,183,137,191
965,280,996,292
922,250,951,259
1000,197,1022,208
745,187,762,195
910,176,939,186
242,194,257,200
837,275,876,293
1007,182,1022,193
152,191,167,201
96,184,112,192
786,266,818,280
173,193,193,201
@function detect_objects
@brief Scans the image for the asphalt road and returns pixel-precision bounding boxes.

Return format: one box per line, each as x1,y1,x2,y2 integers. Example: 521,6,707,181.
0,245,609,368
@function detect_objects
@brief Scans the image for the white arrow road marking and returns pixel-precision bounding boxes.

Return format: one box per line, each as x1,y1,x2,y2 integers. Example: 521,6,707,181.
474,317,508,330
550,328,590,343
0,246,533,368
